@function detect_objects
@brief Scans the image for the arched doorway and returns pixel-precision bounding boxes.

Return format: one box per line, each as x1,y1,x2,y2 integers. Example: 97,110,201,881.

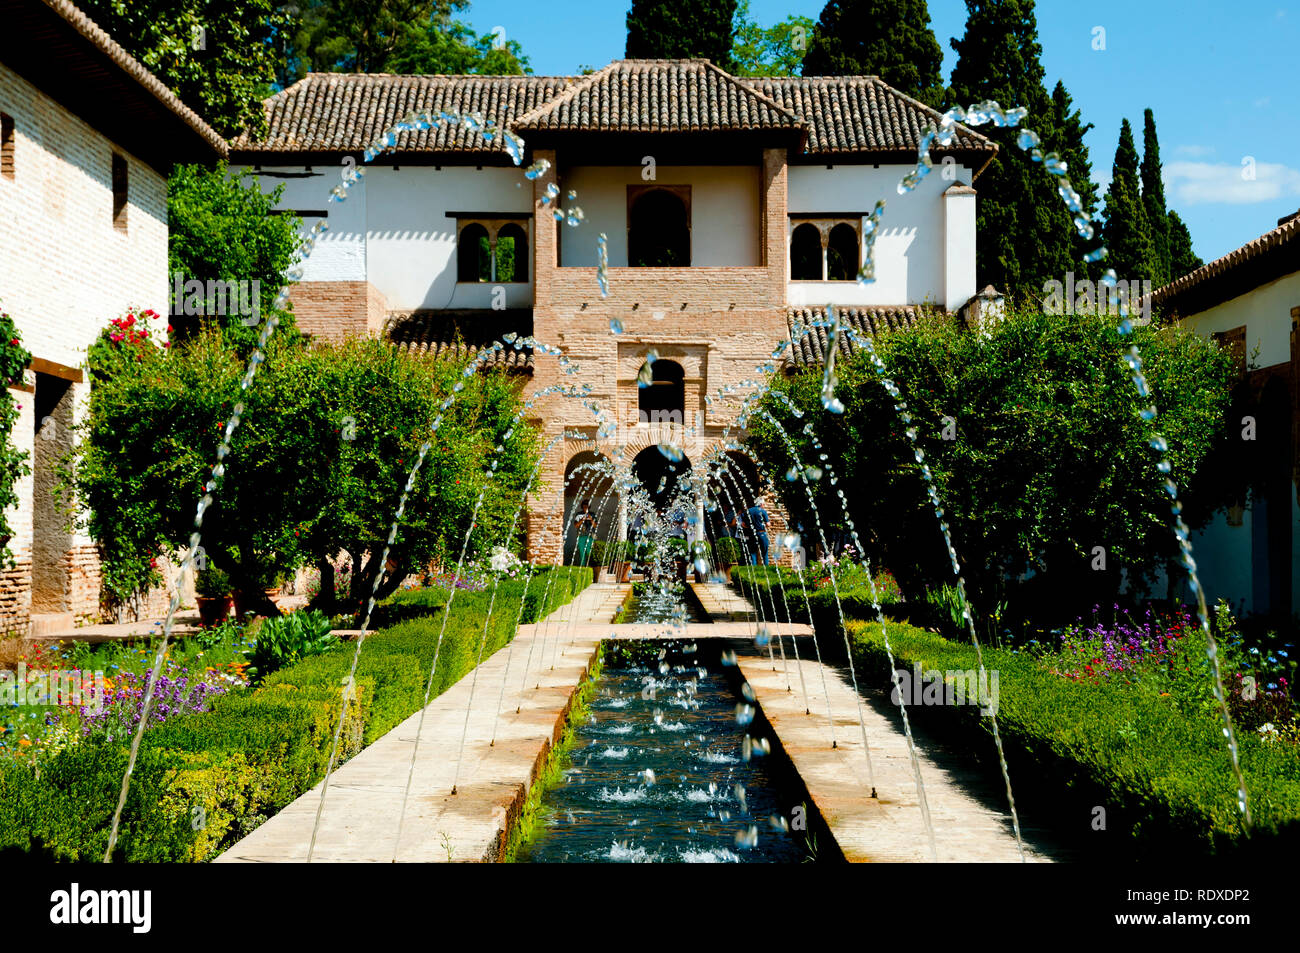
632,445,691,513
563,450,616,566
628,188,689,266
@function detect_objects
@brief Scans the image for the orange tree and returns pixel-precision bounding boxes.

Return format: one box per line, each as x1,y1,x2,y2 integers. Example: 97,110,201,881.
64,317,538,617
749,306,1233,626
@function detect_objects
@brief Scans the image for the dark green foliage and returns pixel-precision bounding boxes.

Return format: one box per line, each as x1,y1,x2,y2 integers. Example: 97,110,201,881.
1102,119,1157,283
749,306,1233,623
947,0,1074,299
626,0,739,69
0,569,589,861
75,0,288,138
803,0,945,107
1141,109,1171,287
1047,81,1099,277
1167,210,1204,280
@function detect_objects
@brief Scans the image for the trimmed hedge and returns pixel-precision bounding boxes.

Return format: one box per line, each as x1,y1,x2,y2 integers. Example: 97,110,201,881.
732,565,906,641
847,619,1300,857
0,566,590,861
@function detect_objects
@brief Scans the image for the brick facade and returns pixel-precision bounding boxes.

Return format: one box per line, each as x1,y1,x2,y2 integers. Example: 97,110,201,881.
289,280,388,342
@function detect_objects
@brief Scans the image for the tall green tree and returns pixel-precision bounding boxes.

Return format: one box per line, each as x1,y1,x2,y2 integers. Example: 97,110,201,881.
277,0,528,83
625,0,738,68
730,0,813,76
1101,118,1157,284
1141,108,1171,287
1167,210,1204,281
802,0,945,107
76,0,288,137
947,0,1073,300
1047,80,1099,275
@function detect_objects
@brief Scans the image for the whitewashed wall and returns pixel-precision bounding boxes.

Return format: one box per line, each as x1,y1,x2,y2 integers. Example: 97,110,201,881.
557,165,761,267
786,163,973,309
1177,270,1300,369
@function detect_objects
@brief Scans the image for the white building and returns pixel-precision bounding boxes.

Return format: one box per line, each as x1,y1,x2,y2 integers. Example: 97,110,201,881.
1152,209,1300,618
230,60,995,562
0,0,225,634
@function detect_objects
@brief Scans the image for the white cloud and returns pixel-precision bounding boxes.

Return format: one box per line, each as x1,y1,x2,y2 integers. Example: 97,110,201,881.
1164,160,1300,205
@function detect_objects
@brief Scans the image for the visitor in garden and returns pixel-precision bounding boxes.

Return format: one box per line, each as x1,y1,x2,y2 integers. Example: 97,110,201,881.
574,500,596,566
746,501,771,565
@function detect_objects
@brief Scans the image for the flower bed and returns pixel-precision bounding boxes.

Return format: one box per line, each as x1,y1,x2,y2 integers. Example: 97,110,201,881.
0,566,590,861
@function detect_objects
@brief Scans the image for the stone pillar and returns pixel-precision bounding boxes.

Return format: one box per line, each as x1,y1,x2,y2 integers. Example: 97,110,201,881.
761,148,788,303
531,149,559,304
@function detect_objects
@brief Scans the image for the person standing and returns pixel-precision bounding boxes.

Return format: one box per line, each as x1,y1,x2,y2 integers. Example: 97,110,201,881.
573,500,596,567
746,500,771,566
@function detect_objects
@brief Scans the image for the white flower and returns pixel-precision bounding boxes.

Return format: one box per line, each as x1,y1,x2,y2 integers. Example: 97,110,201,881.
489,546,522,573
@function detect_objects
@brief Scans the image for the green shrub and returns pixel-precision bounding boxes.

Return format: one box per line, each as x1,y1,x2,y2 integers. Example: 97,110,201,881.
195,566,233,598
0,567,590,861
247,609,338,682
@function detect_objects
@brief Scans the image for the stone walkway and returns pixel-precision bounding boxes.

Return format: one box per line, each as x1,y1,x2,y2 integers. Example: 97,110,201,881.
736,646,1050,862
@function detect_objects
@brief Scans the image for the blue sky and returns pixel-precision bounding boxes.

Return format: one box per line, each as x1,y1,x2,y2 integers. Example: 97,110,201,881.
463,0,1300,263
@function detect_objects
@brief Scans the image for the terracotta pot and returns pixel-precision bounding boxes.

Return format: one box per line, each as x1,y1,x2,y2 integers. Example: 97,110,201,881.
196,595,232,626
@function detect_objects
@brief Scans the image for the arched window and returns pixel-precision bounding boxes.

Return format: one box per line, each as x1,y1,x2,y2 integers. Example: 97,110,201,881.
638,359,685,425
495,223,528,283
457,223,491,282
826,223,859,280
628,189,689,267
790,223,822,280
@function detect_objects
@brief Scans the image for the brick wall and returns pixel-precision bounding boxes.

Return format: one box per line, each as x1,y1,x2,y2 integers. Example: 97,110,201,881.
524,146,796,566
289,280,388,342
0,63,170,632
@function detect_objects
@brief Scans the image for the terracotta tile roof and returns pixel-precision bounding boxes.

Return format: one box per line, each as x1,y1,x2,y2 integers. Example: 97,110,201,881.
785,306,938,368
510,60,806,136
743,76,994,155
1150,212,1300,315
12,0,226,159
384,310,534,371
231,73,569,156
232,61,995,159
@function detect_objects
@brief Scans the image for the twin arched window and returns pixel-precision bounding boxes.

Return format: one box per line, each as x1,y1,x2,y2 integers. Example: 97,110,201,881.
457,220,529,283
790,220,861,281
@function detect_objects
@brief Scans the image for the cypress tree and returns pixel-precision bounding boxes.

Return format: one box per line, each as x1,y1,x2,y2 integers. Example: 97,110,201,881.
1167,210,1204,281
626,0,739,69
1047,80,1099,275
802,0,945,107
1141,108,1171,286
948,0,1073,301
1101,119,1157,284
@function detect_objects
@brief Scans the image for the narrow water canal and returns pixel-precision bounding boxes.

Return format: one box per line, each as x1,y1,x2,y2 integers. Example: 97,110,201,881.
516,641,819,863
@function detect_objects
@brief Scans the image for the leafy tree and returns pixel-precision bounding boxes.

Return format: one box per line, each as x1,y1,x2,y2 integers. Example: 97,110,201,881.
1167,210,1204,280
65,326,539,616
750,306,1233,624
1141,108,1171,287
730,0,813,76
802,0,945,106
1102,118,1157,284
76,0,288,137
167,163,301,354
947,0,1073,300
1047,80,1099,275
625,0,738,69
279,0,530,81
0,306,31,572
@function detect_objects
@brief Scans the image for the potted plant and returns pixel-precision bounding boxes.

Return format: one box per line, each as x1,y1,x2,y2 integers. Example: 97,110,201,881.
613,540,633,583
195,566,233,625
714,536,741,581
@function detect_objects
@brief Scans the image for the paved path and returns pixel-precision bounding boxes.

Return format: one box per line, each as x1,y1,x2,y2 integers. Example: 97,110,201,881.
216,612,603,863
736,645,1051,862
